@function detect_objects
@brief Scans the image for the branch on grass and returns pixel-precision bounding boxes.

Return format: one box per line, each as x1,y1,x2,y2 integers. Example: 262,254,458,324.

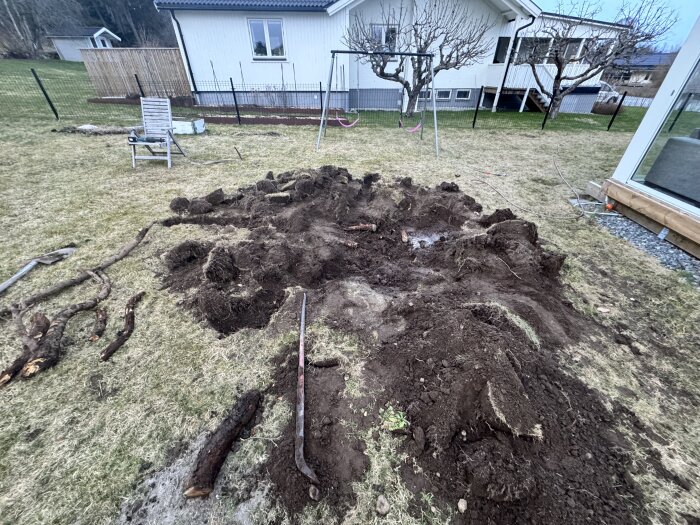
89,308,108,342
0,271,111,387
0,222,156,319
100,291,145,361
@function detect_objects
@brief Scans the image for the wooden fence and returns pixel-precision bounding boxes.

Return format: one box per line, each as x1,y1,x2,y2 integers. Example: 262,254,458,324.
81,48,191,98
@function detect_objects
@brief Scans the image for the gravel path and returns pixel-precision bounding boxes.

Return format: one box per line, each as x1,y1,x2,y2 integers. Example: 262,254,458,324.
597,215,700,287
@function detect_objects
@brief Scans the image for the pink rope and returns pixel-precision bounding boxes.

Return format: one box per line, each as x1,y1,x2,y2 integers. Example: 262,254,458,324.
399,119,423,133
336,114,360,128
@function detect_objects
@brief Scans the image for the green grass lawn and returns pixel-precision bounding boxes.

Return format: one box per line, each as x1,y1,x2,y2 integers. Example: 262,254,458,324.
0,58,648,132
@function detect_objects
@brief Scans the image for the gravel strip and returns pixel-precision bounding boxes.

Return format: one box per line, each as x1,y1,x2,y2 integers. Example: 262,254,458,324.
596,215,700,287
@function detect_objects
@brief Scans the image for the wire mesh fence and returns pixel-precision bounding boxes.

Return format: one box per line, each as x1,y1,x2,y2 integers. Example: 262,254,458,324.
0,66,653,134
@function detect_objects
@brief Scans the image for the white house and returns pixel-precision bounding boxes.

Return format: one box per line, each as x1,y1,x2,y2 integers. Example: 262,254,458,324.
154,0,624,114
48,27,121,62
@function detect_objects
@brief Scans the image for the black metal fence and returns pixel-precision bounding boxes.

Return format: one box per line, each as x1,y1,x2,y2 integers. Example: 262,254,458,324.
0,67,652,133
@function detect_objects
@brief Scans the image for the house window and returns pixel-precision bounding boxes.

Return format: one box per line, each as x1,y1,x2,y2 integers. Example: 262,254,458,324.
563,38,583,59
249,19,285,58
493,37,511,64
371,24,398,53
418,90,431,99
436,90,451,100
516,37,551,63
455,89,471,100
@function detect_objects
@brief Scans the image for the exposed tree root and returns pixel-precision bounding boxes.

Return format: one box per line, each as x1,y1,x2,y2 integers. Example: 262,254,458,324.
183,390,261,498
0,222,156,318
0,271,111,387
100,291,145,361
89,308,108,342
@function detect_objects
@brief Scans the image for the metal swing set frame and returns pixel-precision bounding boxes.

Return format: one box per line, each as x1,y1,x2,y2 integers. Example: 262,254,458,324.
316,50,440,157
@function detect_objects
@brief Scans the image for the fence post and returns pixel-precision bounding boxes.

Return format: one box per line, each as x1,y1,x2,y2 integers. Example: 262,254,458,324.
472,86,483,129
230,78,242,125
134,73,145,97
319,81,323,116
541,100,552,130
668,92,692,133
30,68,59,120
607,91,628,131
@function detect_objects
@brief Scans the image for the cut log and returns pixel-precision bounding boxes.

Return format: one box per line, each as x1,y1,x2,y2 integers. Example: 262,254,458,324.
100,291,145,361
89,308,108,342
0,311,50,387
183,390,261,498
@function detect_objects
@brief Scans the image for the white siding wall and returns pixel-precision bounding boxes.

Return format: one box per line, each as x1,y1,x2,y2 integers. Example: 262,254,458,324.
173,9,349,89
52,37,93,61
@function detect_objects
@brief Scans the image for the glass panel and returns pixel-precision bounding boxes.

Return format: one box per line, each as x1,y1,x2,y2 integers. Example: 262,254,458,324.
385,26,397,52
632,58,700,206
437,90,451,100
371,25,383,46
493,37,510,64
564,39,582,59
456,89,470,100
267,20,284,56
250,20,268,56
517,38,550,63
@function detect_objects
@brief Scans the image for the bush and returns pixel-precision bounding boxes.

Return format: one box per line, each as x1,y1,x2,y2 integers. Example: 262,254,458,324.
592,102,623,115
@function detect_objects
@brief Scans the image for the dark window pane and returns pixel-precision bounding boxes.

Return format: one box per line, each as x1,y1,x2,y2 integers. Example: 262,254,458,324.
493,37,511,64
456,89,471,99
250,20,268,56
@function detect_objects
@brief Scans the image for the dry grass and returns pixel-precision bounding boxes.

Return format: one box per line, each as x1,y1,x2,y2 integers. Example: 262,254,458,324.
0,121,698,524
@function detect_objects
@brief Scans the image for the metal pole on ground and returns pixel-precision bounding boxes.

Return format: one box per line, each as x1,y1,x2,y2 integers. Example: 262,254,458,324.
473,86,484,128
607,91,627,131
429,57,439,157
134,73,145,97
30,68,59,120
541,100,552,130
316,53,335,150
230,78,242,125
319,81,323,115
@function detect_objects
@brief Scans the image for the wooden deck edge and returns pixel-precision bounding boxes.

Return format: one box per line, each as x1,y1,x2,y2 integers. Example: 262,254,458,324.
603,179,700,258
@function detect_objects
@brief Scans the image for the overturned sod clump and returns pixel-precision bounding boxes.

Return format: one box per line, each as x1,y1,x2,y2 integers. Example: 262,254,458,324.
160,166,644,523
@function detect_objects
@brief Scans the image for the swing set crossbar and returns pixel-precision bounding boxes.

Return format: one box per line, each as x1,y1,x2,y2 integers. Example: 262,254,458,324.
316,49,440,157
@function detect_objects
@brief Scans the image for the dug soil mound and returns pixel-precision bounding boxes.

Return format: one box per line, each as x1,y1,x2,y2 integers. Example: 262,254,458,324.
162,166,645,524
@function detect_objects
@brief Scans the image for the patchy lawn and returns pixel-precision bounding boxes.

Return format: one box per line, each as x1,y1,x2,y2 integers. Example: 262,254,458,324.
0,121,697,525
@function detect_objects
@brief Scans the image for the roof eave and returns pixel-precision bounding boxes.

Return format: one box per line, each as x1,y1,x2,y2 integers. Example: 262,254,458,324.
540,12,629,30
156,2,331,11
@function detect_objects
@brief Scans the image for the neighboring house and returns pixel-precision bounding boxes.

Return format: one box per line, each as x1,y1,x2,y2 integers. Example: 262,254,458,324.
48,27,121,62
606,52,677,87
153,0,625,114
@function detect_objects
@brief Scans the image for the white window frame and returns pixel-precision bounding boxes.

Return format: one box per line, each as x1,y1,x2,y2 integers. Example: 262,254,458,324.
610,15,700,219
370,23,398,55
436,89,451,101
455,89,471,100
248,18,286,60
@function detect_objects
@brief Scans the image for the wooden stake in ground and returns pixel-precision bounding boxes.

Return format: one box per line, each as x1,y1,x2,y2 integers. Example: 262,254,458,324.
100,291,145,361
0,271,111,387
183,390,261,498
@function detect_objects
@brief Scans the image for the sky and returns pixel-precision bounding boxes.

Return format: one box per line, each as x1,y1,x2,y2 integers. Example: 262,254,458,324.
533,0,700,49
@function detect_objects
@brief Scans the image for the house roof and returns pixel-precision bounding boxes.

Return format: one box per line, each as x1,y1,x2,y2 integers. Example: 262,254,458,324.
615,52,676,69
48,26,121,41
154,0,337,11
541,11,629,30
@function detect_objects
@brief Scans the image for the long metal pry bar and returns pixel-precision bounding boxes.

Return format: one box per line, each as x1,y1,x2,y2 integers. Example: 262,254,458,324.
295,292,320,485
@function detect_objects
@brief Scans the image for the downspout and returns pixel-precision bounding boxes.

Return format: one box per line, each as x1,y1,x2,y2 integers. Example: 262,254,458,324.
170,9,199,94
492,15,535,111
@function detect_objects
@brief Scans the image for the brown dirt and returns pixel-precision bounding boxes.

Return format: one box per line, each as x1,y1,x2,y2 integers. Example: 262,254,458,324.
162,166,647,524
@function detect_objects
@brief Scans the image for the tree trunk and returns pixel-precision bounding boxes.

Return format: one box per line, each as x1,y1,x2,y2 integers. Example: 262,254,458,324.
548,95,563,120
100,291,145,361
405,88,422,118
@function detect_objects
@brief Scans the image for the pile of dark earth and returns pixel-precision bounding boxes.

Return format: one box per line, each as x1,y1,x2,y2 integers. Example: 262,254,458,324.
161,166,651,524
596,214,700,287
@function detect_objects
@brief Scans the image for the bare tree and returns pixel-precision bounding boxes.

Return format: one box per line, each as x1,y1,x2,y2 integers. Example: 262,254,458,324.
514,0,677,119
0,0,82,57
344,0,494,116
